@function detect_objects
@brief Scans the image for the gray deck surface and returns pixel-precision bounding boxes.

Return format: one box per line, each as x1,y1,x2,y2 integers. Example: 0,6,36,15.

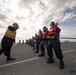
0,42,76,75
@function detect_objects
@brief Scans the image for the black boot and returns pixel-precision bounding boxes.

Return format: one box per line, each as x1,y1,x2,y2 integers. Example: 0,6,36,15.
59,59,64,69
7,57,15,61
47,58,54,63
47,57,50,60
32,48,35,50
38,54,45,57
34,51,38,53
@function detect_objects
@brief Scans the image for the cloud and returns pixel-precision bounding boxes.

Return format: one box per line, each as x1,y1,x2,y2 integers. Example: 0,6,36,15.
40,0,76,23
0,0,76,42
0,24,6,28
60,12,76,22
15,16,25,20
0,13,8,21
60,25,76,37
19,0,37,7
5,8,12,13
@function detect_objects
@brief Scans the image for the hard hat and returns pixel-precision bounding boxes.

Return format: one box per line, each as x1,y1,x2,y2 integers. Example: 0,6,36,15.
39,30,42,32
13,22,18,26
43,26,47,29
50,21,55,25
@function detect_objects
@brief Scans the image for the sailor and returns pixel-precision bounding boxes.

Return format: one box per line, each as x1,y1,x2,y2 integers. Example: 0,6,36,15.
46,21,64,69
0,22,19,61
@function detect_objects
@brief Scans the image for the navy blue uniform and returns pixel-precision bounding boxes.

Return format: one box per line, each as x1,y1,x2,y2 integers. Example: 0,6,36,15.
47,27,63,60
0,26,16,60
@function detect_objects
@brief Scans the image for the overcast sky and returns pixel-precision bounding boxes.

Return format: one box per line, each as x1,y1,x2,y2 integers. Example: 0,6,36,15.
0,0,76,42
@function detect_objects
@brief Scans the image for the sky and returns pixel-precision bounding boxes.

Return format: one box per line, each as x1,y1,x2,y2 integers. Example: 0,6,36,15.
0,0,76,42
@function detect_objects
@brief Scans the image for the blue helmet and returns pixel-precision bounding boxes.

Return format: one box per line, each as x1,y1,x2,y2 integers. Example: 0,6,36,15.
39,30,42,32
43,26,47,29
50,21,55,25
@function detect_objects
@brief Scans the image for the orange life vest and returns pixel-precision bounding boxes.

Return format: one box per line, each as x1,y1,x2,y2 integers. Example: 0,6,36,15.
48,22,58,36
43,28,49,37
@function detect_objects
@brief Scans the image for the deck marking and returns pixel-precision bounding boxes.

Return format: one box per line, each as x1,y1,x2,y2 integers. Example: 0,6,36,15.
0,50,75,68
62,50,75,53
0,57,39,68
